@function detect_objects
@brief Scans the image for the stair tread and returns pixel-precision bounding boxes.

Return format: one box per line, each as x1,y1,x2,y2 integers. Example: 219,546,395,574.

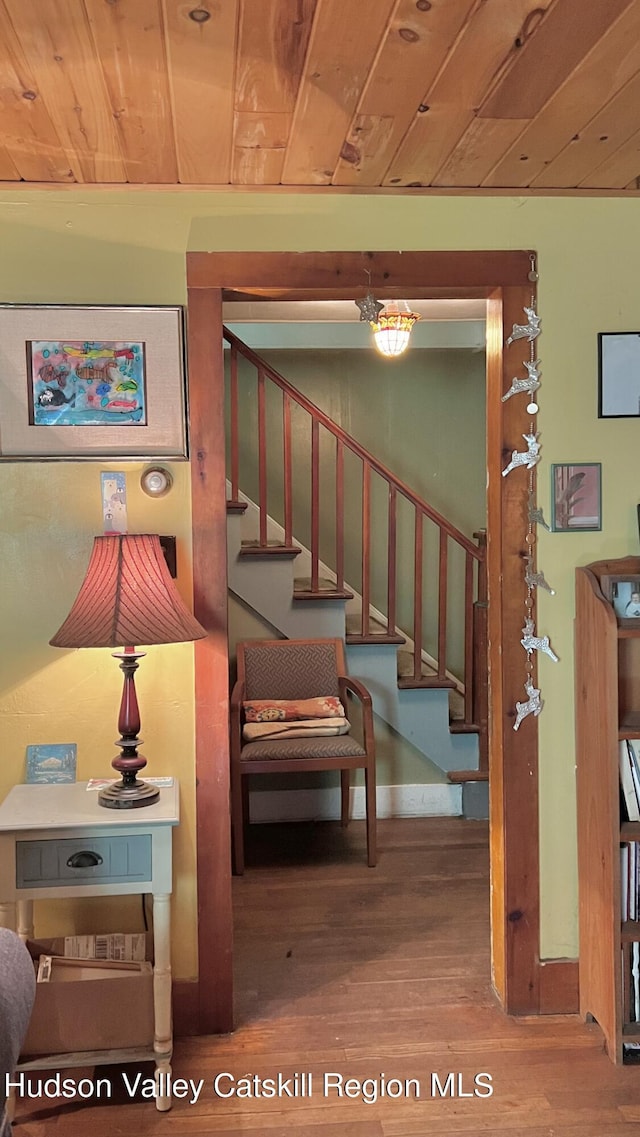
449,721,481,734
398,676,458,690
226,499,248,513
447,770,489,783
347,633,407,645
294,590,354,601
294,576,354,600
240,541,301,557
345,612,404,641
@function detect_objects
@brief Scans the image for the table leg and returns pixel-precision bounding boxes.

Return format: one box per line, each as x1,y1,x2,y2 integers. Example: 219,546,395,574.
16,900,34,942
152,892,172,1112
0,902,16,930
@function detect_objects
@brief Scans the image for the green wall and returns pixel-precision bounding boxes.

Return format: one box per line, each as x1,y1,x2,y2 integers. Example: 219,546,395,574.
1,189,639,964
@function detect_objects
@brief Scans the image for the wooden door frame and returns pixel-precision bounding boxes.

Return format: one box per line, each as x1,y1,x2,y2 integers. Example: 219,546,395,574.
186,249,548,1034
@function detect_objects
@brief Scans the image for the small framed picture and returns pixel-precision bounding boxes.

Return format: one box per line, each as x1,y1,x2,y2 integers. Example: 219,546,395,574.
601,575,640,628
598,332,640,418
551,462,601,533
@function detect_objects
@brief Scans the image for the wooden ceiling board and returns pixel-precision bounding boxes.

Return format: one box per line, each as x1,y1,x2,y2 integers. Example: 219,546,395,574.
0,2,75,181
0,143,19,180
580,128,640,189
232,110,292,184
232,0,316,184
483,0,640,188
382,0,552,187
432,117,528,188
280,0,397,185
3,0,126,182
84,0,177,184
332,0,478,186
162,0,238,185
479,0,636,120
532,70,640,188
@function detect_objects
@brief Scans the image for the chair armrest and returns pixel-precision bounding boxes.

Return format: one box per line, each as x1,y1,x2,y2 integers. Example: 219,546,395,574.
229,679,245,760
339,675,372,707
339,676,375,750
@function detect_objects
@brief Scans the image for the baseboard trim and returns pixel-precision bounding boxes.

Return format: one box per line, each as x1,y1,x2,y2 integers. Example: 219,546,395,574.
173,979,200,1037
539,958,579,1014
249,782,462,823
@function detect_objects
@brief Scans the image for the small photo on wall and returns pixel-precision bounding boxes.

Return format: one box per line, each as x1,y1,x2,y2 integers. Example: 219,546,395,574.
551,462,601,533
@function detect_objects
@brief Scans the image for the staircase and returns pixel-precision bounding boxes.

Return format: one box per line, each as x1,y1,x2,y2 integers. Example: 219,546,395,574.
224,328,488,805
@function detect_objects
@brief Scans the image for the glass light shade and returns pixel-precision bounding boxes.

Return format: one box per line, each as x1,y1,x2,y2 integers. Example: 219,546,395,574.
371,304,420,357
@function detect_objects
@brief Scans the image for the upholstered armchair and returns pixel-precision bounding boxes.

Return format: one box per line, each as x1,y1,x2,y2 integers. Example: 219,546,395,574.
230,638,377,873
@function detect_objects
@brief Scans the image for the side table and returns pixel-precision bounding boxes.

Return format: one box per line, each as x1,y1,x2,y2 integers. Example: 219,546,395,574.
0,781,179,1111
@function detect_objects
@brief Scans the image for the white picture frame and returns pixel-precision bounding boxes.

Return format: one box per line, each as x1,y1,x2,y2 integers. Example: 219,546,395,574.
0,304,188,460
598,332,640,418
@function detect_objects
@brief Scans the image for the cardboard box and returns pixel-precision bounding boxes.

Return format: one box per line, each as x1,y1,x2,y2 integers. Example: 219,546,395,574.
21,956,154,1056
27,932,151,963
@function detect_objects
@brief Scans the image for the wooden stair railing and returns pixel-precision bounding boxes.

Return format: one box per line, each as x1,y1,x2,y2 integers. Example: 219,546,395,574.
224,327,487,741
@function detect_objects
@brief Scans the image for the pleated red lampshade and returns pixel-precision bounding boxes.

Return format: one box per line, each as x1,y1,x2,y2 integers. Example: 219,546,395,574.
50,533,206,649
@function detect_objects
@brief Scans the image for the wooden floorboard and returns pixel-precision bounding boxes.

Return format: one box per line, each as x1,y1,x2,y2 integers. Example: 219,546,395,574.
13,818,640,1135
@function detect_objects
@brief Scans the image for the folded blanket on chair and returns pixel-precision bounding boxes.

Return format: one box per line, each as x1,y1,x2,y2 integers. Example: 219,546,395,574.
243,696,345,722
243,716,350,741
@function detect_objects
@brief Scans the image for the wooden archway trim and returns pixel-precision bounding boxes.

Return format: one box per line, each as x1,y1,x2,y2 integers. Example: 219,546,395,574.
186,250,541,1032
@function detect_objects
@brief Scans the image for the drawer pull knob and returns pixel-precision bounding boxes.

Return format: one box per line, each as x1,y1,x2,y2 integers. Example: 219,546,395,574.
66,851,103,869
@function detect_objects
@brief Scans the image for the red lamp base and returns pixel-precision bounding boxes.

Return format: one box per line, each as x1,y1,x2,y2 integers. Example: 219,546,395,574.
98,649,160,810
99,776,160,809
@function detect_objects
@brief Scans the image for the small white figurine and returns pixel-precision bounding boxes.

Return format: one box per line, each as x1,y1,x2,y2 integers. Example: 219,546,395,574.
506,307,541,345
502,432,540,477
501,359,542,403
513,677,543,731
521,618,559,662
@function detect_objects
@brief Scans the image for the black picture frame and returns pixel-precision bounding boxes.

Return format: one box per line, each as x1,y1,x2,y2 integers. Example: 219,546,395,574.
598,332,640,418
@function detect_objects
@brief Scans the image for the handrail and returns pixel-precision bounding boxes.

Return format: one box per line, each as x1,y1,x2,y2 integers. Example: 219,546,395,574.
223,325,487,739
223,326,481,560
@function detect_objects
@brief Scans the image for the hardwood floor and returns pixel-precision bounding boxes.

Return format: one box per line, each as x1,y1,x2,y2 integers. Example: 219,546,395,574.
13,817,640,1135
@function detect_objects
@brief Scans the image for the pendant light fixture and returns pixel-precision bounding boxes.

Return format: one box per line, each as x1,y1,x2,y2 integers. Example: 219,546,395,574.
370,300,420,358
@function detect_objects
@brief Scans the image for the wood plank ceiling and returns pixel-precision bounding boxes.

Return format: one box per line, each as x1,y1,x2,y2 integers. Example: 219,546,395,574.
1,0,640,191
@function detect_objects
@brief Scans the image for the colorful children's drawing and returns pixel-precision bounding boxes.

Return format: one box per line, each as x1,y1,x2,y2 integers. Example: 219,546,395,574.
27,340,147,426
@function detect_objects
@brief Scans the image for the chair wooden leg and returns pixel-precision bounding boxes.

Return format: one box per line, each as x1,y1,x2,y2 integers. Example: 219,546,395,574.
231,765,245,875
365,763,377,867
242,776,250,827
340,769,350,827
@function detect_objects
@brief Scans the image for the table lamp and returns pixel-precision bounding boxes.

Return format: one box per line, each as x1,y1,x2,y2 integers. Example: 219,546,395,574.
49,533,206,809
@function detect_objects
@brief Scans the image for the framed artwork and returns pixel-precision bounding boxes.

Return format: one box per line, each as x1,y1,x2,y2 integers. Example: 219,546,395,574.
0,304,188,459
598,332,640,418
601,575,640,629
26,743,77,784
551,462,602,532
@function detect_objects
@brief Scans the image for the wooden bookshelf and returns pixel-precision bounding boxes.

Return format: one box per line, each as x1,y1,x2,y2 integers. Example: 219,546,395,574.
576,556,640,1064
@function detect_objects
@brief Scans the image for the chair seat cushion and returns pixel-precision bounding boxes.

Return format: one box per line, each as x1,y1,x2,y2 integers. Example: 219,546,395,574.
240,735,367,762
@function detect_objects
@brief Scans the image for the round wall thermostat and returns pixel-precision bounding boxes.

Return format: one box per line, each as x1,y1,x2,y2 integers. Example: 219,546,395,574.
141,466,173,498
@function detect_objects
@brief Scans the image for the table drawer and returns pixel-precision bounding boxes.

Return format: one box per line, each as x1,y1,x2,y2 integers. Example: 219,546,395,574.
16,835,152,888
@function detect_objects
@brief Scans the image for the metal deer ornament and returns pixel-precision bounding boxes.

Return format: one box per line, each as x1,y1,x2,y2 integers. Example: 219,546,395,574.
502,432,540,477
506,306,541,345
528,492,551,532
521,618,559,662
501,359,542,403
525,556,555,595
513,677,543,731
